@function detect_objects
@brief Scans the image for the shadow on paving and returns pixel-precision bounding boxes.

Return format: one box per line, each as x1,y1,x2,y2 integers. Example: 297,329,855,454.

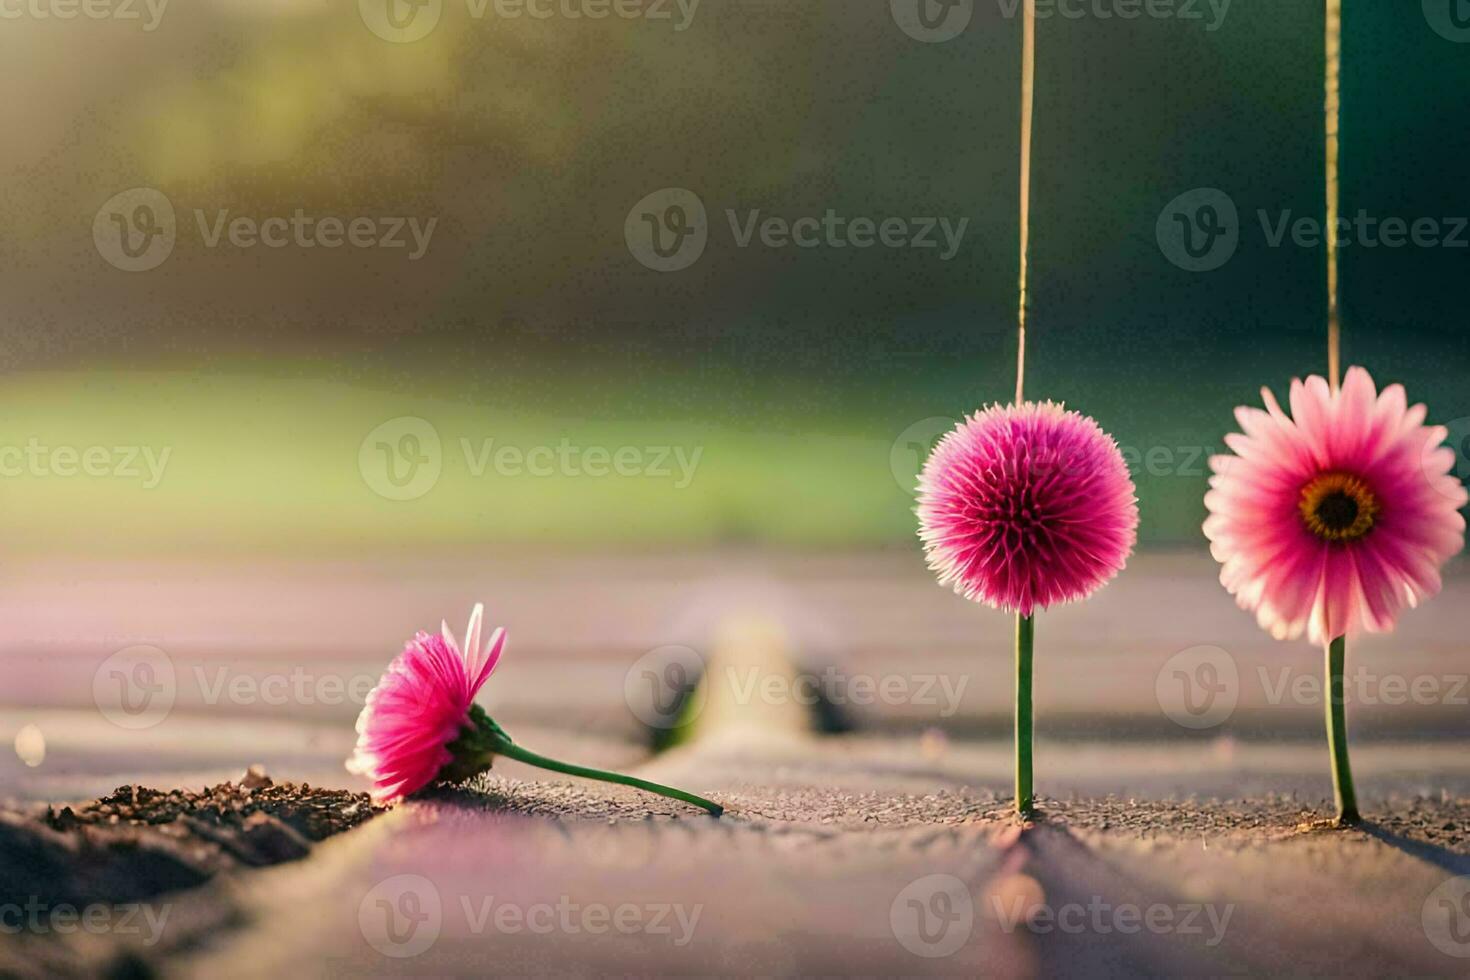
1364,822,1470,876
6,772,1470,977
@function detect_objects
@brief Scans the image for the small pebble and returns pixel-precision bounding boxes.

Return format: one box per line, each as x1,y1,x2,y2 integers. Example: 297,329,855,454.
242,765,273,791
13,724,45,768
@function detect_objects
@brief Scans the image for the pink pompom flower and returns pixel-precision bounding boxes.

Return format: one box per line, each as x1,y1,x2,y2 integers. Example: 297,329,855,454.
917,401,1140,617
347,604,721,814
916,400,1137,817
1204,367,1467,646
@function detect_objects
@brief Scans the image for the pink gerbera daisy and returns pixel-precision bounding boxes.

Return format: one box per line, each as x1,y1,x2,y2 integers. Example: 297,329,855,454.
1204,367,1467,646
917,401,1140,616
346,604,505,803
347,604,722,814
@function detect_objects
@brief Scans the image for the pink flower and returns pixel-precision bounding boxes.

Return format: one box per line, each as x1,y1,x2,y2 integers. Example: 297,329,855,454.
1204,367,1467,645
346,604,505,804
917,401,1139,616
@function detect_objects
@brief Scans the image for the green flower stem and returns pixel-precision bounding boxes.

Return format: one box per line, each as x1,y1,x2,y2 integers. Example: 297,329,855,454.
1325,635,1359,825
493,738,723,817
1015,613,1035,817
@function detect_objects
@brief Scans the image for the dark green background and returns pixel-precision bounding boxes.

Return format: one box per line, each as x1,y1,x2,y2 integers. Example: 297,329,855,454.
1,2,1465,550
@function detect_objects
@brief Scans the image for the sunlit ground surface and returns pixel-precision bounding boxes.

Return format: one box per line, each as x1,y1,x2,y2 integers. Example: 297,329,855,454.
3,549,1470,975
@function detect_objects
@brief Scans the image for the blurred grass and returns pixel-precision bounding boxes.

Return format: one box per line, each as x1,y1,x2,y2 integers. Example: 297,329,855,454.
0,369,916,556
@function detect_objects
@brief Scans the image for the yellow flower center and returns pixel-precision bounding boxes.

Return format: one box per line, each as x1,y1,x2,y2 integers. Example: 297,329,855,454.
1299,472,1379,542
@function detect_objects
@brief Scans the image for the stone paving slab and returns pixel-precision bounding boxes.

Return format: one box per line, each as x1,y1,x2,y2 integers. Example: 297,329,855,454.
4,552,1470,976
6,721,1470,976
151,736,1470,978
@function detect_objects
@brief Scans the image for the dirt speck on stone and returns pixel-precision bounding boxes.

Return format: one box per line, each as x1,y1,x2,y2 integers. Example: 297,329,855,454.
241,764,274,791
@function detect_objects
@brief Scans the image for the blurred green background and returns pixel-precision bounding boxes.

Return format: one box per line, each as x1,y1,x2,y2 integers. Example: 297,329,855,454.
1,2,1466,556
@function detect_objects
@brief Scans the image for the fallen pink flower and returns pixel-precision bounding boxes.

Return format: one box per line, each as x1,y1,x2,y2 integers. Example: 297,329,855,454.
347,604,721,815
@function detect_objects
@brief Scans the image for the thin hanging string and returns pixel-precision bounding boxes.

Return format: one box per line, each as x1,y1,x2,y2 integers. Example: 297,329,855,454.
1016,0,1036,405
1325,0,1342,393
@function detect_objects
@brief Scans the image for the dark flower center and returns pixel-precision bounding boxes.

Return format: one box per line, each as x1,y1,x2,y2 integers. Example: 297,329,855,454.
1299,472,1378,542
1315,492,1358,529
